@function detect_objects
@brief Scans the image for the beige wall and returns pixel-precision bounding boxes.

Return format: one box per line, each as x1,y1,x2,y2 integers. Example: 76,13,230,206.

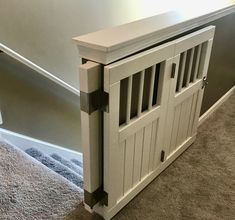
0,0,178,90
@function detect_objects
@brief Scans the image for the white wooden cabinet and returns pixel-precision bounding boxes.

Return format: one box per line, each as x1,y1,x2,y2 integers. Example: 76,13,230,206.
78,26,215,219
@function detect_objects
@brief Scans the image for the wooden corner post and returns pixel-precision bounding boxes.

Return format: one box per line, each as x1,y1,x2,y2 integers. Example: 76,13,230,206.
79,61,106,211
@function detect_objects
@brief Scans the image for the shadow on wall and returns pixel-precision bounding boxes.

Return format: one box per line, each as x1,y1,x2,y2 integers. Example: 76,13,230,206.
0,53,82,153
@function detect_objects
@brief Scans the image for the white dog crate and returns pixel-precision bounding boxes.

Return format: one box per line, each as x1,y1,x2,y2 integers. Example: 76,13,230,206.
75,25,215,219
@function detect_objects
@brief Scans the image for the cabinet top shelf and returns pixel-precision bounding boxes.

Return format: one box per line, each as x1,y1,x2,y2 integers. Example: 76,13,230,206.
73,1,235,64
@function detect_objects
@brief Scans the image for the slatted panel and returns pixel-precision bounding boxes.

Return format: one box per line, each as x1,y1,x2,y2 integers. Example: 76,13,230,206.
168,90,200,155
119,63,161,126
176,43,205,93
100,26,214,220
124,135,135,193
121,119,159,195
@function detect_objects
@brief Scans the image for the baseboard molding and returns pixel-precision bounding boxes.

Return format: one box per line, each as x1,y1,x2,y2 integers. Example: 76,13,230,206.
0,128,83,162
198,85,235,126
0,43,80,96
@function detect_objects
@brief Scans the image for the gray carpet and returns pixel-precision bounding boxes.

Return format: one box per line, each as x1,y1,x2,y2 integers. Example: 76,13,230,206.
25,148,84,189
0,92,234,220
0,142,83,220
62,92,235,220
112,92,235,219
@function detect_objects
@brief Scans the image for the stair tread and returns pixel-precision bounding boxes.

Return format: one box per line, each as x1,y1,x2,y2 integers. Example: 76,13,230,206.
25,148,83,189
51,153,83,176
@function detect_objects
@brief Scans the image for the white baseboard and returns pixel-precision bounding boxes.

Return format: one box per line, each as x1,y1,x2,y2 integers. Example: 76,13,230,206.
0,128,83,162
198,85,235,126
0,110,2,125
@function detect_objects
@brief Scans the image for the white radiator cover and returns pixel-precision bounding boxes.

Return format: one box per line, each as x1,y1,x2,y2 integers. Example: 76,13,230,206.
79,26,215,219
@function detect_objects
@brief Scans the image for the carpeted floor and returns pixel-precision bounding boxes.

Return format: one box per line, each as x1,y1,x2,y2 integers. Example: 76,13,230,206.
62,92,235,220
112,92,235,220
0,142,83,220
0,92,234,220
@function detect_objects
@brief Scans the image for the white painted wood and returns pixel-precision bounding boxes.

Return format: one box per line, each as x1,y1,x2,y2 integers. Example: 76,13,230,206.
97,135,196,220
169,104,181,152
93,27,215,219
119,106,161,143
0,43,80,95
153,58,173,169
182,96,193,141
191,39,214,135
73,4,234,64
0,110,2,125
103,82,121,207
174,80,201,106
174,26,215,54
198,85,235,126
137,70,145,117
104,43,174,87
126,76,133,124
187,92,198,137
176,100,188,147
132,128,144,186
193,44,202,81
148,65,156,110
186,48,195,87
141,123,152,178
117,141,125,200
124,135,135,193
79,62,102,195
178,52,187,92
148,120,158,172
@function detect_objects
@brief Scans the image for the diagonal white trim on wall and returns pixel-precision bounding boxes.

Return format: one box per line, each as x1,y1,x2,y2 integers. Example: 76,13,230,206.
0,43,80,96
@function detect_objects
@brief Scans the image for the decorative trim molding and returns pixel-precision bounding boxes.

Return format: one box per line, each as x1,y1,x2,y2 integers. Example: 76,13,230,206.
74,4,235,64
0,43,80,96
198,85,235,126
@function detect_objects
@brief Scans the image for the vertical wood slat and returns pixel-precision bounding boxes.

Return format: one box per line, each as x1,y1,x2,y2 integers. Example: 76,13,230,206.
141,123,152,178
178,52,187,92
187,92,198,137
124,134,135,193
79,61,102,195
182,96,193,141
153,58,173,168
176,101,188,147
117,141,125,200
148,120,158,172
132,128,144,186
148,65,156,110
192,39,213,135
186,48,195,87
192,44,202,81
169,105,181,153
103,81,121,207
137,70,145,117
126,76,133,124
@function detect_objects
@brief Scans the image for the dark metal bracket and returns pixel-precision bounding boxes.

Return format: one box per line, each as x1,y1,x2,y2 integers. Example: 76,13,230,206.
80,89,109,114
84,187,108,209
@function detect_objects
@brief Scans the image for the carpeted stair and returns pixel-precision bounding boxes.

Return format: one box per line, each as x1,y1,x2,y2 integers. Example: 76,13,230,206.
25,148,84,189
0,142,84,220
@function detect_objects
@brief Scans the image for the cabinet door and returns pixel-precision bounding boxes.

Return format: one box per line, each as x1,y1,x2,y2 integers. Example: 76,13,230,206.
102,42,174,218
164,26,215,158
97,26,215,219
